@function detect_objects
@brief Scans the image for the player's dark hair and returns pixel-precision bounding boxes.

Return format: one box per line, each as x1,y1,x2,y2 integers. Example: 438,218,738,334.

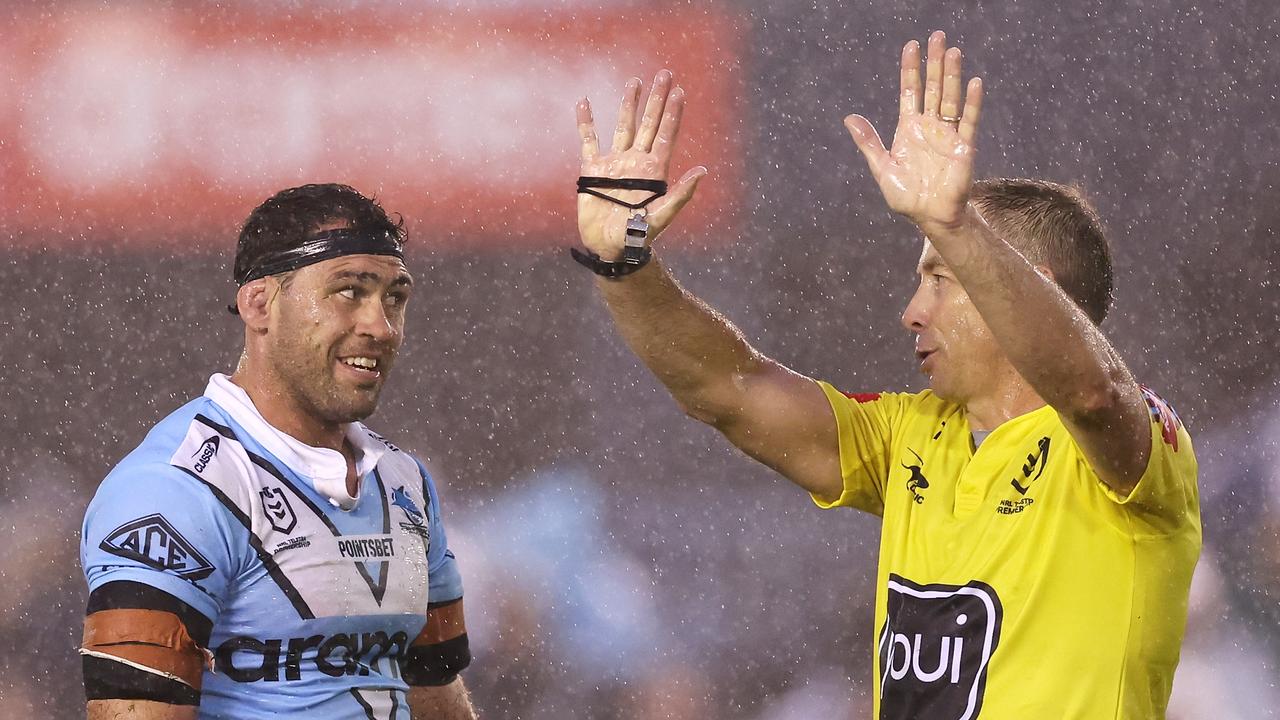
233,183,405,285
971,178,1113,324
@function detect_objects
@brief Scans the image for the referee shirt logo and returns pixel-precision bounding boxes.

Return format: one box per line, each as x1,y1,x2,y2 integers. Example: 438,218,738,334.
878,575,1003,720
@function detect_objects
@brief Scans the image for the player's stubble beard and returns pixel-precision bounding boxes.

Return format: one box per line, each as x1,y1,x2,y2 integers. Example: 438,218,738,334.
268,306,396,427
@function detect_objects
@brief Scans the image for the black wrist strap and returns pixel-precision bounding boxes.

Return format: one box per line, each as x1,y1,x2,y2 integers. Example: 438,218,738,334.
572,176,664,278
576,176,668,210
569,246,653,279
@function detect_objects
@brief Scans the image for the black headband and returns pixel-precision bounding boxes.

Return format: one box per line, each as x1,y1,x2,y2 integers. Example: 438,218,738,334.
235,228,405,286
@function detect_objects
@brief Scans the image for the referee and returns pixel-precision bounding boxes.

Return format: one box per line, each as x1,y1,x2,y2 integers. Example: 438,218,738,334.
569,33,1200,718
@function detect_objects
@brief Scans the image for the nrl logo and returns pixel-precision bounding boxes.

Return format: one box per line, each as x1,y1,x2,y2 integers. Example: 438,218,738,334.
259,487,297,535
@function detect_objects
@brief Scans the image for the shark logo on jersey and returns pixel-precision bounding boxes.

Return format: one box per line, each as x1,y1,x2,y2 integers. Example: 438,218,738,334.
392,485,429,540
878,575,1003,720
100,514,215,581
392,486,423,524
260,487,297,534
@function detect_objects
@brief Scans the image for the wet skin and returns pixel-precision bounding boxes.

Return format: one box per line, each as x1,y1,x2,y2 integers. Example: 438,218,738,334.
235,253,413,452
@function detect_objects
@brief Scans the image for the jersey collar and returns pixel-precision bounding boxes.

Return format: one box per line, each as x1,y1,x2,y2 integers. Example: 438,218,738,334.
203,373,387,511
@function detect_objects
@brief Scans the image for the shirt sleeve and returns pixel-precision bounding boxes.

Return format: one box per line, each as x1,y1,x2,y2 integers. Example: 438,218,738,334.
810,381,908,517
1095,386,1201,535
416,461,463,604
81,461,244,626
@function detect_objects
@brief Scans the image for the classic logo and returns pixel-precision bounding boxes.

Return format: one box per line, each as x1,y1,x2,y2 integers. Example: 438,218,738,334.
902,448,930,504
100,514,215,580
878,575,1003,720
392,485,429,540
191,435,220,473
259,487,297,535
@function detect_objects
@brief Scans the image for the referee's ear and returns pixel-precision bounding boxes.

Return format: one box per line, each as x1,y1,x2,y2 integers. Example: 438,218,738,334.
235,279,273,333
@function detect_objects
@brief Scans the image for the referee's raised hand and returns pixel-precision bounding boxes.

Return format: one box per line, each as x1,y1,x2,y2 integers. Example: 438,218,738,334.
844,31,984,236
574,69,707,261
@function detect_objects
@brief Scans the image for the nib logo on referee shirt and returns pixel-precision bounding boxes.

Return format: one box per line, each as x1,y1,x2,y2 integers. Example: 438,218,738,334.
879,575,1003,719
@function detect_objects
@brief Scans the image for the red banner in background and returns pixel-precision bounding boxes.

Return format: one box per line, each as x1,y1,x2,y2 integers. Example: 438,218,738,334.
0,5,744,250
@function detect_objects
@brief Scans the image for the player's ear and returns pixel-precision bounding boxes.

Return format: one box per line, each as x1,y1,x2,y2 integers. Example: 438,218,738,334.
236,279,273,332
1033,264,1057,284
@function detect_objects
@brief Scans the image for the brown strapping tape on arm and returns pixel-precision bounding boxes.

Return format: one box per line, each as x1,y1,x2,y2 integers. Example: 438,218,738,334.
82,609,210,689
413,598,467,646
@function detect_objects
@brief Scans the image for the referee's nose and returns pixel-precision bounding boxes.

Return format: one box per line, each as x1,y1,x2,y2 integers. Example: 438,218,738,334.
901,281,929,334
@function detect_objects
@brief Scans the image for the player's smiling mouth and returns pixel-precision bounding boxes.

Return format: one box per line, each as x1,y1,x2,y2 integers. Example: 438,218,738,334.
337,355,384,380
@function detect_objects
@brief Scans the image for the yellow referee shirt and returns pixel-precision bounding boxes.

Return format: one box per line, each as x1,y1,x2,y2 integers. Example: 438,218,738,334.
814,382,1201,720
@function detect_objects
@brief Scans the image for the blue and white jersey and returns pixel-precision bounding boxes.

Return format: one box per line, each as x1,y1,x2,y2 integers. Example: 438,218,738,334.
81,374,463,720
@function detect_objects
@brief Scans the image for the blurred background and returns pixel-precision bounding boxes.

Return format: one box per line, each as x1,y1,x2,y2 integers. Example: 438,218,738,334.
1,1,1277,718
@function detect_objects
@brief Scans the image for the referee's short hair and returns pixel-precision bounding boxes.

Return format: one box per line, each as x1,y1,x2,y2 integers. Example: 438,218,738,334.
971,178,1114,325
233,183,405,286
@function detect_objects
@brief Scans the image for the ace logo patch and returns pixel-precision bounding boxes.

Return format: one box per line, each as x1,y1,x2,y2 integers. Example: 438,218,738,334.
878,575,1003,720
100,513,215,581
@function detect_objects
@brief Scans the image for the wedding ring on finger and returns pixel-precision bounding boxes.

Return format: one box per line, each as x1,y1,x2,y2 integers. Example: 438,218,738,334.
940,115,962,123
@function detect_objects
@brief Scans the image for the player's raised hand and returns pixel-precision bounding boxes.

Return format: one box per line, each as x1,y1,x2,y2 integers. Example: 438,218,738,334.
575,70,707,261
844,31,983,234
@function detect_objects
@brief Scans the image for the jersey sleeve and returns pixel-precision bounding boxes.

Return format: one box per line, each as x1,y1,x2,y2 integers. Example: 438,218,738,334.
416,460,463,605
81,461,245,626
1095,386,1200,534
810,381,909,516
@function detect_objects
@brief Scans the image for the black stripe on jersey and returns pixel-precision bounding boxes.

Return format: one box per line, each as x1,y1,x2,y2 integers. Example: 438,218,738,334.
86,581,214,647
174,465,315,620
194,413,236,439
245,449,393,606
195,414,349,540
349,688,403,720
367,467,392,605
83,653,201,705
193,414,395,607
350,688,378,720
